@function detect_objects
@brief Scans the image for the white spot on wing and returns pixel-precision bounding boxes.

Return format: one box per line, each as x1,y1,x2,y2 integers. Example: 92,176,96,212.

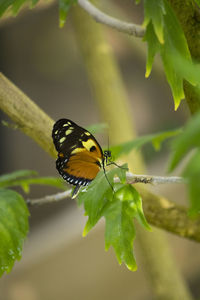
60,137,66,143
85,132,90,136
65,129,73,136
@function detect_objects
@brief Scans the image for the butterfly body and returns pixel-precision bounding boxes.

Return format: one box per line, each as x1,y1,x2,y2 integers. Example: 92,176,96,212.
52,119,107,191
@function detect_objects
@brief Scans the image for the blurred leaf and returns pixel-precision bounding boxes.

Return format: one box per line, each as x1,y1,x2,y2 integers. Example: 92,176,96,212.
0,177,67,192
31,0,39,6
194,0,200,7
0,170,67,192
182,150,200,216
59,0,77,28
169,112,200,171
86,122,108,135
182,149,200,177
152,128,182,150
0,0,39,17
0,0,14,17
12,0,27,15
0,189,29,277
144,22,160,77
110,128,180,159
143,0,192,110
169,114,200,216
170,51,200,87
187,175,200,217
0,170,37,186
143,0,165,44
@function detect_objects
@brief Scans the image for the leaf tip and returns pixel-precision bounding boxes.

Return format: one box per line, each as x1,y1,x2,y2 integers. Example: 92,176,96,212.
59,20,65,28
145,69,151,78
127,263,137,272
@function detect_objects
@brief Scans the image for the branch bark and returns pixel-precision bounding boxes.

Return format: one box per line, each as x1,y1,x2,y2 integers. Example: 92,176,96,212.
0,72,56,158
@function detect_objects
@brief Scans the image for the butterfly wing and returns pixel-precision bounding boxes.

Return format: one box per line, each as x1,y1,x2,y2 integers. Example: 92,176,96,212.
52,119,104,186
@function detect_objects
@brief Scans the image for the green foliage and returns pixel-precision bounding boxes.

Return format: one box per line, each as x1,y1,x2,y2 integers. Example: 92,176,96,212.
0,170,67,193
194,0,200,7
59,0,77,28
169,112,200,216
78,165,150,271
182,150,200,216
0,188,29,276
110,128,181,159
169,112,200,171
86,122,108,135
143,0,194,110
0,169,70,277
0,0,39,17
0,0,76,23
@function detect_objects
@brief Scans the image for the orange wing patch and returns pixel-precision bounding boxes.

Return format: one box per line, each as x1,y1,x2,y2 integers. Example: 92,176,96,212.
63,151,101,180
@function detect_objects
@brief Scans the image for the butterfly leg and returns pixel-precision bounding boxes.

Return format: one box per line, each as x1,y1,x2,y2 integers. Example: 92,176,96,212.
106,161,129,170
71,185,82,199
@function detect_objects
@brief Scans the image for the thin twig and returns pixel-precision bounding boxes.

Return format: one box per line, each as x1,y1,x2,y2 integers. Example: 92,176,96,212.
27,173,184,206
125,172,184,185
27,190,71,206
77,0,145,37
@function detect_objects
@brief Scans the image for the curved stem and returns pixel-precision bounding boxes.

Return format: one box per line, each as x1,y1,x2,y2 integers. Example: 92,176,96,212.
77,0,145,37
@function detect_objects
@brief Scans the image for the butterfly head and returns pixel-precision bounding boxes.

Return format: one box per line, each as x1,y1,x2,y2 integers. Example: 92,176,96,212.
103,150,112,165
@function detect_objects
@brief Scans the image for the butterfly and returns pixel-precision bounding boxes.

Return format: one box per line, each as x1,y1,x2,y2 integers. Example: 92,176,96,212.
52,119,112,198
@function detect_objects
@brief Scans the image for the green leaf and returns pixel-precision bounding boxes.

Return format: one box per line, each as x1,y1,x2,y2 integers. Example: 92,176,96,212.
187,175,200,217
0,170,67,192
169,51,200,87
12,0,27,15
169,112,200,171
143,0,165,44
194,0,200,7
0,189,29,277
0,170,37,186
103,185,150,271
143,0,192,110
144,22,160,77
0,177,67,192
79,165,127,236
59,0,77,28
0,0,39,17
31,0,39,7
79,167,150,271
104,199,137,271
110,128,180,159
152,128,182,150
0,0,14,17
